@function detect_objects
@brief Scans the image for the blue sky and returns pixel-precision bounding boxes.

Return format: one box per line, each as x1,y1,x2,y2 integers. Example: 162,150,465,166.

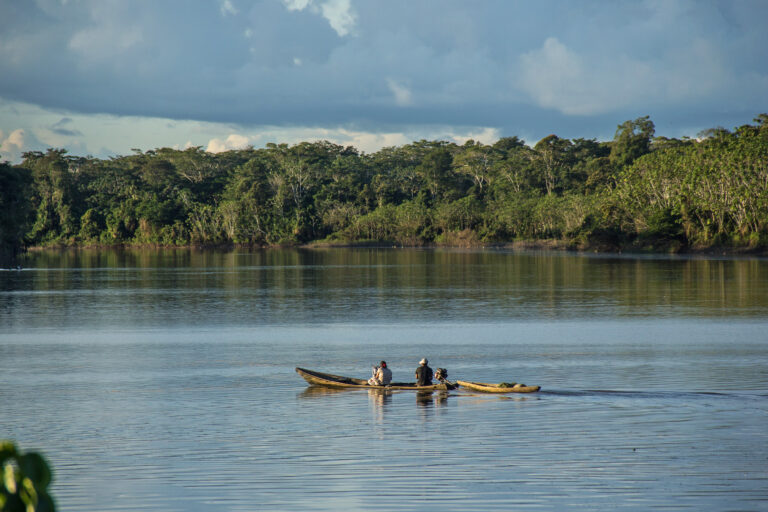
1,0,767,163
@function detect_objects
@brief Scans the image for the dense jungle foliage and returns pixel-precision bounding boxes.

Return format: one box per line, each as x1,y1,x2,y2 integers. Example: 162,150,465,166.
1,114,767,262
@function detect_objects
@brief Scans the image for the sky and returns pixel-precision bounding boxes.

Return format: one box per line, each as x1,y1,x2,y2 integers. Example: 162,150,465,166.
1,0,767,163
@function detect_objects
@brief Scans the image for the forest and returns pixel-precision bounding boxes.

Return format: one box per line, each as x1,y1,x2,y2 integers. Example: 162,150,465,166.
1,114,767,263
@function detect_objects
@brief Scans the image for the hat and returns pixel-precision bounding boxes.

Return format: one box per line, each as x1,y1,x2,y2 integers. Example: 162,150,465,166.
419,358,428,365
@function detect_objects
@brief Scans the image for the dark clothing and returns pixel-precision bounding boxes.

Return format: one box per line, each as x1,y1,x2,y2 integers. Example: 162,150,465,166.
415,365,433,386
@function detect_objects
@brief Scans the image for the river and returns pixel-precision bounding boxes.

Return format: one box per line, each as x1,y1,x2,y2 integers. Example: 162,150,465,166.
1,248,767,511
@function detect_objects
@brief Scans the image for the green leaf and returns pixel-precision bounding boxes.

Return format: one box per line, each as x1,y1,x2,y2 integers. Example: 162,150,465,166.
3,462,18,494
0,441,17,465
18,453,52,490
20,477,38,507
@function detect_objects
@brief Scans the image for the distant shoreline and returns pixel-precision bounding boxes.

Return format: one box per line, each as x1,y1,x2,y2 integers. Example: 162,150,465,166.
5,115,766,265
22,239,768,257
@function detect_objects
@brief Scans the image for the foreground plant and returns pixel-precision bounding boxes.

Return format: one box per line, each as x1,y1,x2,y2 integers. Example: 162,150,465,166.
0,441,55,512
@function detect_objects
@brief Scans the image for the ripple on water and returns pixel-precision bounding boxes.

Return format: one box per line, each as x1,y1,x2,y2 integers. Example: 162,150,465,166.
3,249,768,511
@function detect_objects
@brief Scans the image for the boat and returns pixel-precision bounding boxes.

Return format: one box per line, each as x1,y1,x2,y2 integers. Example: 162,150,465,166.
457,380,541,393
295,367,457,391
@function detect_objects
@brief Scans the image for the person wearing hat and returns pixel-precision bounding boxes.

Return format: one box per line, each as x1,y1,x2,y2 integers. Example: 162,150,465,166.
368,360,392,386
415,358,433,386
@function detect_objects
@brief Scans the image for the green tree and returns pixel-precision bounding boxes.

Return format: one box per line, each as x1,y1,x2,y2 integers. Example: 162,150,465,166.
418,146,457,202
568,138,610,192
2,113,766,253
220,155,273,244
609,116,655,168
490,142,535,197
21,149,83,244
0,163,33,263
451,142,496,198
532,135,573,195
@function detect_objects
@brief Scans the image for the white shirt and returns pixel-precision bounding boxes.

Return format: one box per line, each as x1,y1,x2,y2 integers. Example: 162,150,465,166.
376,366,392,385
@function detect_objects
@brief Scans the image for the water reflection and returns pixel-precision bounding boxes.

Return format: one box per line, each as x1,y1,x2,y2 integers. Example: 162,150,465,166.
4,248,767,333
459,392,541,403
3,248,768,512
298,386,350,399
368,389,392,424
416,391,451,408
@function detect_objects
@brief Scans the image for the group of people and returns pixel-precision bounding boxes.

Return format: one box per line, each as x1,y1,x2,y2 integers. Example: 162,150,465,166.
368,358,434,386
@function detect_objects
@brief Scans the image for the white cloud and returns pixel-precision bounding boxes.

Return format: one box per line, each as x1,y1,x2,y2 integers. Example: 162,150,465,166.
283,0,312,10
450,127,500,146
308,126,504,154
320,0,356,37
220,0,237,17
206,133,251,153
281,0,356,37
518,36,734,116
518,37,614,115
333,129,411,153
1,100,505,162
386,78,412,106
0,129,28,163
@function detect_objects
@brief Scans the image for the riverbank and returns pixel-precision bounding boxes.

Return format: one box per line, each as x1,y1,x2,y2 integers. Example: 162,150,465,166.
18,237,768,257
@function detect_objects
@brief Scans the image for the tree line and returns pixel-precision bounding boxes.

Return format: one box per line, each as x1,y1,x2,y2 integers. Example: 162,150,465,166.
1,114,767,263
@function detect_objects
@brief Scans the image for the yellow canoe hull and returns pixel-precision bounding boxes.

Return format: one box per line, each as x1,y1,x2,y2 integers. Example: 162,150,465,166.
457,380,541,393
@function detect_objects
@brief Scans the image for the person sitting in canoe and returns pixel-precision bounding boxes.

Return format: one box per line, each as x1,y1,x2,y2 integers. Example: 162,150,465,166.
415,358,433,386
368,361,392,386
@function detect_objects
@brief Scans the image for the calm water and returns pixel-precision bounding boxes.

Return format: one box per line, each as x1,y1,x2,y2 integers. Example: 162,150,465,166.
1,248,767,511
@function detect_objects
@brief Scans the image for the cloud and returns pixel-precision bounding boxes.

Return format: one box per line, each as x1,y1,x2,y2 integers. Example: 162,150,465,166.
326,129,411,153
220,0,237,17
0,129,28,163
449,127,500,146
1,127,53,162
281,0,356,37
319,0,356,37
283,0,312,10
69,25,143,58
386,78,412,106
320,126,502,154
517,37,633,116
518,35,735,116
0,100,514,164
68,3,144,62
206,134,252,153
50,117,83,137
0,0,766,148
298,126,504,154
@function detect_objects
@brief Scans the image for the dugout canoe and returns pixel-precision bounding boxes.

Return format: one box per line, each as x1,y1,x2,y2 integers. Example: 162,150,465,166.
295,367,457,391
457,380,541,393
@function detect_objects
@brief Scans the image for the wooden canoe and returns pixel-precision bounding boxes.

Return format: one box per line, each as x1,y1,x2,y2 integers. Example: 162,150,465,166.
296,367,457,391
457,380,541,393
